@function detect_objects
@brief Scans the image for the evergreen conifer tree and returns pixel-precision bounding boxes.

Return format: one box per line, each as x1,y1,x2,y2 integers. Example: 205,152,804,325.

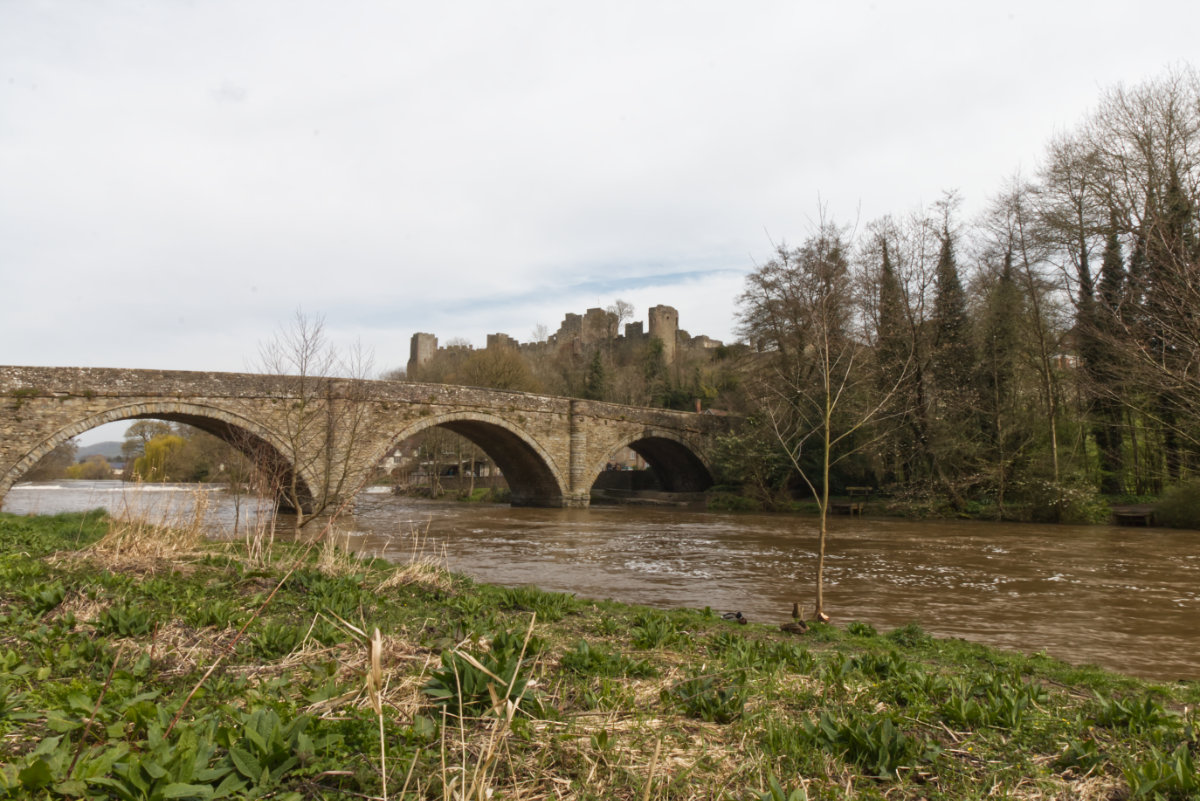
583,350,608,401
873,240,917,482
1090,225,1127,493
931,229,974,403
928,226,979,499
976,252,1024,506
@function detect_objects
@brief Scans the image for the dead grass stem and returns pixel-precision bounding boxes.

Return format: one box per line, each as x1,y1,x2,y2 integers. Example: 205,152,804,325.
376,520,452,594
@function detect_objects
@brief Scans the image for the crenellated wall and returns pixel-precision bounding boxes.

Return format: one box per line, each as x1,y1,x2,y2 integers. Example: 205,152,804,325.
406,303,725,376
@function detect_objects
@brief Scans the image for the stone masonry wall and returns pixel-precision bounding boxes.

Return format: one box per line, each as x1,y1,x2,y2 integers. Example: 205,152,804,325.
1,366,731,512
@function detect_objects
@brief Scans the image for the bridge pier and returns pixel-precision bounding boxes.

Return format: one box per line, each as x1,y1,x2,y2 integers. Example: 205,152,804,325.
563,491,592,509
567,399,591,508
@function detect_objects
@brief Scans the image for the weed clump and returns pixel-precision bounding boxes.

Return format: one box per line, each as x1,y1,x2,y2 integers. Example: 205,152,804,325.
559,639,657,678
802,711,940,779
663,670,748,724
423,624,544,718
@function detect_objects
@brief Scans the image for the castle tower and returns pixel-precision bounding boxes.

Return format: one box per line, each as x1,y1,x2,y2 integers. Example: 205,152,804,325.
582,307,614,344
407,333,438,378
486,333,518,350
648,305,679,365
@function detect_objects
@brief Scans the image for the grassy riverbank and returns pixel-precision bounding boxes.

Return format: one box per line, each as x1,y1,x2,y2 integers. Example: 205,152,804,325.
2,511,1197,800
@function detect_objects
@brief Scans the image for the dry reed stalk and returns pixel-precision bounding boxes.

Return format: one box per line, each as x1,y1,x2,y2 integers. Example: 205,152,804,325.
52,590,107,624
243,506,277,568
641,736,662,801
367,627,388,801
298,612,430,723
71,521,205,577
315,526,360,576
439,613,541,801
70,483,217,567
376,520,451,593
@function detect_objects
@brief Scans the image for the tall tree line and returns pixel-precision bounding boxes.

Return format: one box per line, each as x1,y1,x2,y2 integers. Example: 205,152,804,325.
735,66,1200,512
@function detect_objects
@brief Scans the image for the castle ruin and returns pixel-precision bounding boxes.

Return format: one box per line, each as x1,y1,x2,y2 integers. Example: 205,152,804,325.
406,304,722,377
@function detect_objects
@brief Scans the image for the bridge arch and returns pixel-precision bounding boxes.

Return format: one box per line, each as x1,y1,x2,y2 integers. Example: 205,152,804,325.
373,411,570,507
1,401,316,511
587,428,715,494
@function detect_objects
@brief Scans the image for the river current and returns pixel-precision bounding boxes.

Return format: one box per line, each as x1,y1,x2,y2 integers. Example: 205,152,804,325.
5,480,1198,680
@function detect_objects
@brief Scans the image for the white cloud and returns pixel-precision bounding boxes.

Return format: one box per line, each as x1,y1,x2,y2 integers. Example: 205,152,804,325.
2,0,1198,377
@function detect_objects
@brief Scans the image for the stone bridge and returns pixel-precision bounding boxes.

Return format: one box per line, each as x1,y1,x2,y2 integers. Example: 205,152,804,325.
0,366,731,514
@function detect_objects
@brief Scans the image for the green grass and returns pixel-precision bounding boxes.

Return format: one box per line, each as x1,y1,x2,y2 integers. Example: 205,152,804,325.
1,510,1197,800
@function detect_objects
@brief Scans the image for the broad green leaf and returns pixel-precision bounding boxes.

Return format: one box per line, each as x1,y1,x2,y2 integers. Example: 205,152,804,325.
162,782,216,799
53,778,89,797
18,758,53,790
87,776,141,801
228,745,262,781
211,772,248,799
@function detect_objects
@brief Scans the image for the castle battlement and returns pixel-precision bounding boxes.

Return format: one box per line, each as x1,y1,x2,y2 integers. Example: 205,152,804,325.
407,304,721,377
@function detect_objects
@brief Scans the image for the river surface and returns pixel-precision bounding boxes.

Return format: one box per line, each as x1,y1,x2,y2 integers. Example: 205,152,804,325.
5,480,1198,681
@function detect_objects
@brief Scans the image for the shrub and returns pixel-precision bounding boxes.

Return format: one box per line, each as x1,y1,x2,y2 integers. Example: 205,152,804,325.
850,651,910,680
1055,737,1105,773
1090,692,1180,741
20,582,66,616
216,706,335,795
706,492,763,512
1017,479,1110,524
1154,481,1200,529
751,774,809,801
250,623,304,659
846,621,878,638
886,622,931,648
761,641,814,673
287,570,364,618
496,586,579,622
940,673,1049,730
184,598,246,629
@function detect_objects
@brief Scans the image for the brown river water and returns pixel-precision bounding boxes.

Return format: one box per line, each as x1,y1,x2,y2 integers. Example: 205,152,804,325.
5,480,1198,681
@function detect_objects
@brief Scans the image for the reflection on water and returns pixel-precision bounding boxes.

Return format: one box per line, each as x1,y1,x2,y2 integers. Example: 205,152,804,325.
6,480,1198,680
4,480,274,533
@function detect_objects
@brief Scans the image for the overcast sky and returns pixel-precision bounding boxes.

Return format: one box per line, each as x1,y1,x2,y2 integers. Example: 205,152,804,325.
4,2,1198,434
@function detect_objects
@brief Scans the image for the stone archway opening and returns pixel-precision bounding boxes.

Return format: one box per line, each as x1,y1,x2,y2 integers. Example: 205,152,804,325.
125,413,316,514
590,434,714,503
380,415,568,507
4,407,315,515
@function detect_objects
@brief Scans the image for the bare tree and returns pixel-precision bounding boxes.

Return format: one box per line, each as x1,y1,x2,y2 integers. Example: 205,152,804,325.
458,347,541,392
21,438,78,481
739,221,912,621
606,299,634,339
1038,135,1128,492
984,177,1071,483
253,309,376,530
1064,67,1200,484
857,213,940,486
